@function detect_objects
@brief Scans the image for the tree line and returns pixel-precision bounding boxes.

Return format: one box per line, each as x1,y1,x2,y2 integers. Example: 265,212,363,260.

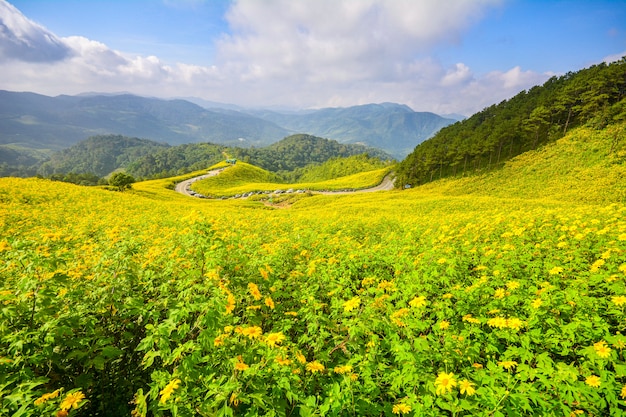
395,58,626,187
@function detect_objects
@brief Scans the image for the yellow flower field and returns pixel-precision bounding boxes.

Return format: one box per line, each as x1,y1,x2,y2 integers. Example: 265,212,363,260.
1,124,626,416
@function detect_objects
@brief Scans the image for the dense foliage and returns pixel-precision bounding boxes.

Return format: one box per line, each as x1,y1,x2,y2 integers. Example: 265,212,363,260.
237,134,392,175
38,135,169,178
126,134,391,180
396,58,626,187
2,122,626,416
126,142,227,179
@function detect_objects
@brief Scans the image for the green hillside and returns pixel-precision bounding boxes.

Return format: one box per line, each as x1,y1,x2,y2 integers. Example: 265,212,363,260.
293,154,391,183
419,123,626,204
396,58,626,187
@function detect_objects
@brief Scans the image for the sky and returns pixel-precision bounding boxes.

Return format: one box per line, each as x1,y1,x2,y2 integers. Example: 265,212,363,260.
0,0,625,116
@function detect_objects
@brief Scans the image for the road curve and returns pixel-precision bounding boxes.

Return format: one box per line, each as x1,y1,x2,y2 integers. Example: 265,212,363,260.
174,169,395,199
316,173,396,195
175,168,226,197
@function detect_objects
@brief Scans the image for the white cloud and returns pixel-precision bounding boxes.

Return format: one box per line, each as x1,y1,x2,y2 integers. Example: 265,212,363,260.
0,0,71,62
0,0,552,116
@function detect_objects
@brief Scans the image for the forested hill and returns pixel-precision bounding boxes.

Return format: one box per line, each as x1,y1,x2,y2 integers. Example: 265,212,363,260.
38,135,169,177
125,134,392,179
237,134,392,173
395,58,626,187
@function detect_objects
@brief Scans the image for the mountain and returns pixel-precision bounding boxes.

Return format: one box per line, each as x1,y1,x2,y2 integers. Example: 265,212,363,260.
396,58,626,187
0,91,290,151
245,103,456,159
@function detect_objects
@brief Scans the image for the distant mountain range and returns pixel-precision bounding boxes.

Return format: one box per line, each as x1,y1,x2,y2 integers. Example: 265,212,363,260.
0,90,459,171
244,103,457,158
0,91,290,151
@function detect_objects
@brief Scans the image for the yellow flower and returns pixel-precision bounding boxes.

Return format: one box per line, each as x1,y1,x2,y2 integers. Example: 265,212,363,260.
242,326,263,339
214,334,226,347
248,283,262,300
487,316,508,329
585,375,601,387
409,295,426,308
333,365,353,374
611,296,626,306
459,379,476,396
462,314,480,324
305,361,325,373
225,293,236,315
275,356,292,366
34,389,60,406
260,268,269,280
531,298,543,309
234,361,249,371
296,352,307,364
590,259,605,272
498,360,518,370
549,266,563,275
506,318,524,330
391,308,409,319
60,391,86,410
620,384,626,399
392,403,412,414
593,340,611,358
434,372,457,395
442,293,453,299
265,332,285,348
439,320,450,330
343,296,361,312
159,379,180,404
506,281,520,290
378,280,395,292
494,288,506,299
264,296,275,309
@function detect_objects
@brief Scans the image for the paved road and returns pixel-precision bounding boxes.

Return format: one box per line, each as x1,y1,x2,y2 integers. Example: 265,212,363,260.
175,168,226,197
174,169,395,199
316,173,396,195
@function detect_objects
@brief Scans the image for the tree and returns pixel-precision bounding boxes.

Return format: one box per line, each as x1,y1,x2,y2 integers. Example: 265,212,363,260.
109,172,135,191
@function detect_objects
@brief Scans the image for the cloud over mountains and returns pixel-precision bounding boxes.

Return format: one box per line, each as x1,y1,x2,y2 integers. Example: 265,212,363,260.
0,0,552,115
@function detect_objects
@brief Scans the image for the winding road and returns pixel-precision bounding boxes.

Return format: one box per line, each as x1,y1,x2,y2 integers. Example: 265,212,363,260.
175,167,395,199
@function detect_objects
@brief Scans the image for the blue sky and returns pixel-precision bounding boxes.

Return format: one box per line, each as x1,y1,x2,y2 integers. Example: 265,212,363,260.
1,0,625,115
